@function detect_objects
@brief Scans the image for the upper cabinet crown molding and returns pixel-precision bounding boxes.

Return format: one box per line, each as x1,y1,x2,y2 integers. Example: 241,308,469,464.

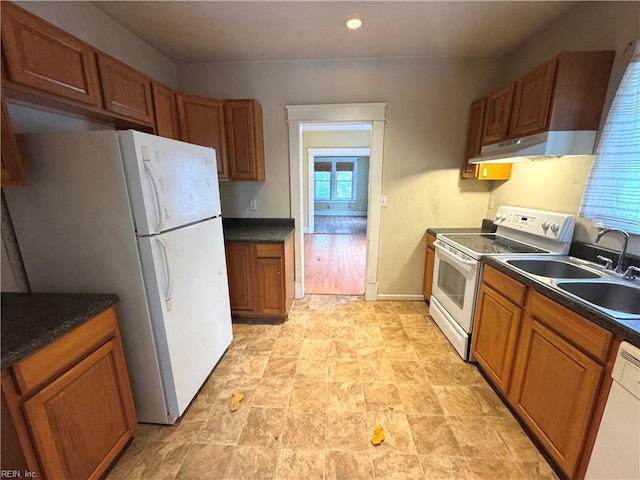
1,1,101,107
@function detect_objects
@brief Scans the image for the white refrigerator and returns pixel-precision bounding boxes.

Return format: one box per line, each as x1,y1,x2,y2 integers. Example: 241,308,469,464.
4,130,233,424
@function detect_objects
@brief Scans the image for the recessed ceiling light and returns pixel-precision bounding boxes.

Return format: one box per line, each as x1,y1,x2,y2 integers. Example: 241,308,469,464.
346,17,362,30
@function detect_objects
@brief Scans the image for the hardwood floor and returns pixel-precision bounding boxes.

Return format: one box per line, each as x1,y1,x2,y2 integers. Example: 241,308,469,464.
314,215,367,235
304,232,366,295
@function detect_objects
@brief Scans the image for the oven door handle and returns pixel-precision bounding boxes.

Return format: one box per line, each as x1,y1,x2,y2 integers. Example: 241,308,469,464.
433,240,477,267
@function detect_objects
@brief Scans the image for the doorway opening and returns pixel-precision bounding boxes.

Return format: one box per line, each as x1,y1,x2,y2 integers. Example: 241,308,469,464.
286,103,387,300
305,144,370,295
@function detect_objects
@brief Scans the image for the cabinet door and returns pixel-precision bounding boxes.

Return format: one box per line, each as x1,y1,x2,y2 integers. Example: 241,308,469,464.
423,247,435,300
152,83,180,139
511,318,603,478
177,94,228,181
1,101,25,186
97,54,154,124
482,83,515,145
224,99,265,181
225,243,255,312
23,339,136,480
510,59,557,137
471,283,521,393
1,2,101,106
257,257,285,316
461,97,485,179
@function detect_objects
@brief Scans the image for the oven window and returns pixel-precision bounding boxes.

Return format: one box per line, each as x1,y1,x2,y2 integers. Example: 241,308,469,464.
437,261,466,309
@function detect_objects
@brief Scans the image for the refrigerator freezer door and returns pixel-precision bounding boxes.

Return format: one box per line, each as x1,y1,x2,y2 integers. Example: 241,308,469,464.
137,216,232,419
119,130,221,236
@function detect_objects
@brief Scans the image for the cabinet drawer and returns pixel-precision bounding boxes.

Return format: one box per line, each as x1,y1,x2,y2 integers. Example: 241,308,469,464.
256,243,283,258
529,291,612,362
482,265,526,306
12,307,118,395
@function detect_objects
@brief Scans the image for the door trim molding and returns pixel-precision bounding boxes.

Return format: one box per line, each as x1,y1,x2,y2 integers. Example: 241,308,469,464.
286,103,387,300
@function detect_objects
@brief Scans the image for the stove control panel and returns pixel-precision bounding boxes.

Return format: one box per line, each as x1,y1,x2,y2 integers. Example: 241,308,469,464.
494,206,575,243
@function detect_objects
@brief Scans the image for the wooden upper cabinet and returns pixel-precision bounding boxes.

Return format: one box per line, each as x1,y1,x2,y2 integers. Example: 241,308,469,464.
510,59,558,137
1,101,25,186
482,83,515,145
152,83,180,140
177,93,228,181
224,99,266,181
1,2,101,106
461,97,485,179
97,54,154,124
461,97,512,181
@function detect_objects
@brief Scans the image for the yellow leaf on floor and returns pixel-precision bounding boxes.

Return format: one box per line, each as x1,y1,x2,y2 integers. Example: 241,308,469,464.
371,425,385,446
230,392,244,412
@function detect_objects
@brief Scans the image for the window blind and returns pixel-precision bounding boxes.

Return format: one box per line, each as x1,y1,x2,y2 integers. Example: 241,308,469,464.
579,41,640,234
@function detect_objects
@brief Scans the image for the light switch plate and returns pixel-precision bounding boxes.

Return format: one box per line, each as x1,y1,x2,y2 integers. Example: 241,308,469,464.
380,195,388,207
249,200,258,211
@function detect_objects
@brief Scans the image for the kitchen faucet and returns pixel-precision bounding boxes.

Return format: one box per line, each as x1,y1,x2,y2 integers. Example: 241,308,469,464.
595,228,629,274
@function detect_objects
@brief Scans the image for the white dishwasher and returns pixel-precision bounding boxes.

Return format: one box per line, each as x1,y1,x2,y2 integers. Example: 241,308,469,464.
585,342,640,480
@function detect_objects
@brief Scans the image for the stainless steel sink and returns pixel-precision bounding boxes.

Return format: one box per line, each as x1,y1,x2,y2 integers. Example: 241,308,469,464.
556,281,640,315
506,259,602,279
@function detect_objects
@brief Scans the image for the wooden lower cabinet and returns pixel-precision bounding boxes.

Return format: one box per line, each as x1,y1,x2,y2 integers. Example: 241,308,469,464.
1,307,137,480
473,270,616,479
422,234,435,300
226,242,256,313
510,316,604,477
226,236,295,319
471,283,522,393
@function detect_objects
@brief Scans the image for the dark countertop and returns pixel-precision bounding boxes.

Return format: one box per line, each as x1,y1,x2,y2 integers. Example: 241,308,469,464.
223,218,295,243
427,218,496,237
483,256,640,348
1,293,119,367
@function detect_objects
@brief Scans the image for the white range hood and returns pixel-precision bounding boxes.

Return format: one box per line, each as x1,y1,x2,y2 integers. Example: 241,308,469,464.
469,130,597,164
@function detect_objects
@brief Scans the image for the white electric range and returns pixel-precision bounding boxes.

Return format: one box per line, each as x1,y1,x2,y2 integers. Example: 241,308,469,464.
429,205,576,360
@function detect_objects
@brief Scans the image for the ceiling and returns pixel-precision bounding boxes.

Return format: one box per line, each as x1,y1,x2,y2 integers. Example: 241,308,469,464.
91,1,582,63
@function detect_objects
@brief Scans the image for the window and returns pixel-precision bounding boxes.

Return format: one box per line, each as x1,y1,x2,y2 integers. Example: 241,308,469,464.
579,41,640,234
314,158,357,201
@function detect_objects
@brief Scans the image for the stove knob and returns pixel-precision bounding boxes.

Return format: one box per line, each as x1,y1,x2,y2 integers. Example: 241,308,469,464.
550,223,560,233
541,221,550,230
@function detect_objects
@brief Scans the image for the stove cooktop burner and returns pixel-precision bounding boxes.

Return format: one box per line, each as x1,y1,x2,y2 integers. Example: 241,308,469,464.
441,233,547,255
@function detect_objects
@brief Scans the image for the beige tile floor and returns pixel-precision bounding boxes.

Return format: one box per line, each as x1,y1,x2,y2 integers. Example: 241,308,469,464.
107,295,559,480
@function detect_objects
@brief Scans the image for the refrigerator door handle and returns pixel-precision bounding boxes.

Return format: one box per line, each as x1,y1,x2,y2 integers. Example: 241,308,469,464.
156,237,174,311
141,146,167,232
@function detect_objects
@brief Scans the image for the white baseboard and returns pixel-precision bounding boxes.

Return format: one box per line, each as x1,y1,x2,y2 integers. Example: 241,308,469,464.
314,211,367,217
376,294,425,301
364,282,378,301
